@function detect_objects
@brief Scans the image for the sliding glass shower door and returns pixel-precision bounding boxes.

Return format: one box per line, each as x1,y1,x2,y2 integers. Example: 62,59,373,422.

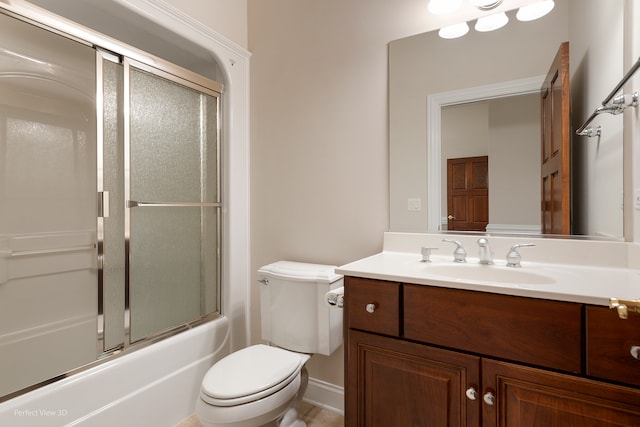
0,5,222,400
125,61,220,343
0,12,97,397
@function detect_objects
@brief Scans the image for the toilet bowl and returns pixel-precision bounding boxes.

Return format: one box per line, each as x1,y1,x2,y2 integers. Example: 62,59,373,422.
196,261,344,427
196,345,310,427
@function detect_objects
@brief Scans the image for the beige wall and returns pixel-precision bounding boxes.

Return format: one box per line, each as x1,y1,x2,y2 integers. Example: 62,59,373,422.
246,0,448,387
162,0,247,48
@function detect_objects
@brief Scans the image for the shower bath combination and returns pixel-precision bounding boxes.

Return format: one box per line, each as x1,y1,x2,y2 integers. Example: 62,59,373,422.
0,4,223,401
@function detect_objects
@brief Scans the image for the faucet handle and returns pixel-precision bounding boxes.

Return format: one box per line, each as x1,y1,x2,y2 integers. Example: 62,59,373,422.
442,238,467,263
420,246,438,262
506,243,535,268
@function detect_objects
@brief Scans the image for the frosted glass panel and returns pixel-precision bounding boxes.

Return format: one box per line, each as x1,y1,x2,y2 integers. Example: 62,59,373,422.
0,13,97,397
130,207,216,340
130,68,218,203
102,59,126,351
128,65,220,342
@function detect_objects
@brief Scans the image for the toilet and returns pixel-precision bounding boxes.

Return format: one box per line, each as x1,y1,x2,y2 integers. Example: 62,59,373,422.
196,261,344,427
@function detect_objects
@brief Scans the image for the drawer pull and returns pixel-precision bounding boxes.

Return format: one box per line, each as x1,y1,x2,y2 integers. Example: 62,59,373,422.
631,346,640,360
483,392,495,406
465,387,478,401
365,303,377,313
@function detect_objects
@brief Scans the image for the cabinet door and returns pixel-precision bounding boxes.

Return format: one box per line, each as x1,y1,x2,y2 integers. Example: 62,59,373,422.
347,330,480,427
482,359,640,427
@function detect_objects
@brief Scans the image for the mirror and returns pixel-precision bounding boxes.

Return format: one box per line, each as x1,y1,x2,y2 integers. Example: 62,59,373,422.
389,0,625,239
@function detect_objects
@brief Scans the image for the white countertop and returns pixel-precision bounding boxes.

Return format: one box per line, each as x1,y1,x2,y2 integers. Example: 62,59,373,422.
336,251,640,306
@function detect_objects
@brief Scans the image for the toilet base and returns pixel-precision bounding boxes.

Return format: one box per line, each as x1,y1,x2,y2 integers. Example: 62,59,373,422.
276,365,308,427
275,408,306,427
197,364,310,427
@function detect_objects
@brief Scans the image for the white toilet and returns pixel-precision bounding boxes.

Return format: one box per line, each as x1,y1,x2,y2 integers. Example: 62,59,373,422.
196,261,344,427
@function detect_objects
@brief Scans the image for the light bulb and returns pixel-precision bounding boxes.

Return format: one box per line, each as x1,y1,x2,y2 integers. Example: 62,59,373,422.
475,11,509,32
439,22,470,39
516,0,555,21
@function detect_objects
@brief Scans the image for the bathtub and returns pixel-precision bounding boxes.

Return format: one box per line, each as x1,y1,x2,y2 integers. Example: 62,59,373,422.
0,316,230,427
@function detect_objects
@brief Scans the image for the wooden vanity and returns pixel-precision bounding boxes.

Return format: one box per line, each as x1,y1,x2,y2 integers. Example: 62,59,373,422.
344,276,640,427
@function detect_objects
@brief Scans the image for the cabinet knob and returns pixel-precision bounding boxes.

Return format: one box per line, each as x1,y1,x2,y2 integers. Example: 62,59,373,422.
365,303,376,313
465,387,478,401
483,391,495,406
631,346,640,360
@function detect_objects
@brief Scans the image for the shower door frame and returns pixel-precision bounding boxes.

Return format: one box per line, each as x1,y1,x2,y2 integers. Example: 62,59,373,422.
96,52,224,355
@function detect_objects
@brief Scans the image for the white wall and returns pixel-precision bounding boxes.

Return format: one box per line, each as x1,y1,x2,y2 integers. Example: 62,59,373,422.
569,0,624,237
488,94,541,230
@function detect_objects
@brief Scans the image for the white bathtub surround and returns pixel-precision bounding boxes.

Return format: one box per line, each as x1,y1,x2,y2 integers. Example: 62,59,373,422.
0,318,230,427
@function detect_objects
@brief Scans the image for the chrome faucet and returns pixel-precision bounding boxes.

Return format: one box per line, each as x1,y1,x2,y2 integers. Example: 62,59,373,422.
442,238,467,263
477,238,493,265
505,243,535,268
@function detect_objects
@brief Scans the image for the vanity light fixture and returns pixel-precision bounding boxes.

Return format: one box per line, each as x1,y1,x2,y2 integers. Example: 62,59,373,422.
516,0,555,21
432,0,556,39
475,11,509,32
469,0,503,10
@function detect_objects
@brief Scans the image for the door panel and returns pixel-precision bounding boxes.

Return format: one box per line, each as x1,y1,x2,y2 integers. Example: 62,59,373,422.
126,62,220,342
0,12,97,397
347,330,480,427
483,359,640,427
541,42,570,234
447,156,488,231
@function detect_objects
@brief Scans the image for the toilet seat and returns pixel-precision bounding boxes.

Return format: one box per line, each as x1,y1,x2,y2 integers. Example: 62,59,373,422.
200,344,308,407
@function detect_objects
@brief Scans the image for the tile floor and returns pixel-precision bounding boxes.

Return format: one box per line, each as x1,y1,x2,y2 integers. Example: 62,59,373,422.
175,402,344,427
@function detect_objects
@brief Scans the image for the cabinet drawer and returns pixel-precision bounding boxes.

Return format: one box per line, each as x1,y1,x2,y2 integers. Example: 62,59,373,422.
346,277,400,336
404,285,582,373
586,305,640,387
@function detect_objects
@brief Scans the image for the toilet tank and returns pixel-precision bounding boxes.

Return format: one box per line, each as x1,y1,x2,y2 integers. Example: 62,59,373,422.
258,261,343,356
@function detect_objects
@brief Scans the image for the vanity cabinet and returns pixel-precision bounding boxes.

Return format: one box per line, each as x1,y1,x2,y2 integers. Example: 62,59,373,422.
344,276,640,427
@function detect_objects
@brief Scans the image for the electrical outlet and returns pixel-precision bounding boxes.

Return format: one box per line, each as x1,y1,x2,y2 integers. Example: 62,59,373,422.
408,198,421,211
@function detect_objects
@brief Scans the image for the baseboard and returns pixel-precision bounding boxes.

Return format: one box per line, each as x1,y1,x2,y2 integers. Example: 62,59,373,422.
485,223,542,234
303,378,344,415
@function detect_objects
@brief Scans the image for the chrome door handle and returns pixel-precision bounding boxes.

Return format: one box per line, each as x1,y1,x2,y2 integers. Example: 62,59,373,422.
127,200,221,208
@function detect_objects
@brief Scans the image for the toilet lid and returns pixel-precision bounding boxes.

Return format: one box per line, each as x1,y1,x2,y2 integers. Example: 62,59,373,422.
201,344,304,404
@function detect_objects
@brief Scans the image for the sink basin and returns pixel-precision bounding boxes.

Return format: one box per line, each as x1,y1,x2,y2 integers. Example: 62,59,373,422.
423,263,555,285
